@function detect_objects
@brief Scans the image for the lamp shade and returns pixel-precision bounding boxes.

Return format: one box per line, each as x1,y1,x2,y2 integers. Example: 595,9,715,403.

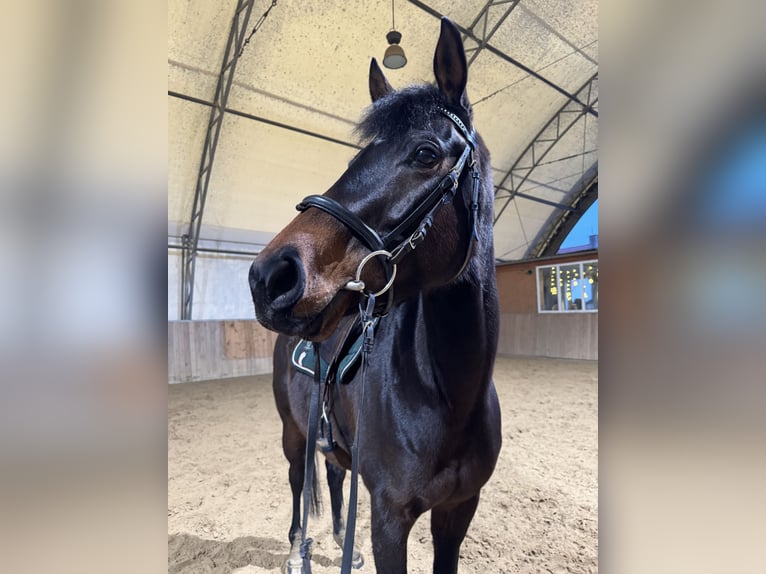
383,44,407,69
383,29,407,69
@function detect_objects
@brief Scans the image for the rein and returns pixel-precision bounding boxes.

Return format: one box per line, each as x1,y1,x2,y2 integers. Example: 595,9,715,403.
294,107,481,574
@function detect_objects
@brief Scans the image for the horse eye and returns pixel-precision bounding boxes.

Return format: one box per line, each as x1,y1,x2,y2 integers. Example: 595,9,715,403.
414,146,440,167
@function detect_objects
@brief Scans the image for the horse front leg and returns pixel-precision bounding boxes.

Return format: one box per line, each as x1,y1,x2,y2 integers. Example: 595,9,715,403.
369,492,419,574
283,417,307,574
325,460,364,569
430,494,480,574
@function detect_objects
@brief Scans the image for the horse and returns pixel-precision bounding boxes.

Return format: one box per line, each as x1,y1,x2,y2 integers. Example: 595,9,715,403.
249,18,501,574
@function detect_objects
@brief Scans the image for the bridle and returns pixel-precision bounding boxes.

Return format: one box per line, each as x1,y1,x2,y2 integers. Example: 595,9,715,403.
296,107,482,316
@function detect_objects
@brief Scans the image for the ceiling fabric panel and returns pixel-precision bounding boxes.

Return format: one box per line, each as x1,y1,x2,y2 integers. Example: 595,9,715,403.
168,0,598,261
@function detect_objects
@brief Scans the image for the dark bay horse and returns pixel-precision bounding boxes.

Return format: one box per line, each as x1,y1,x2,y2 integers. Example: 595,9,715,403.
249,18,501,574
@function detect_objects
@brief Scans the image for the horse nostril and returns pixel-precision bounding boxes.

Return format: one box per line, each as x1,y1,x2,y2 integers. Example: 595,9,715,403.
261,251,305,310
267,259,296,300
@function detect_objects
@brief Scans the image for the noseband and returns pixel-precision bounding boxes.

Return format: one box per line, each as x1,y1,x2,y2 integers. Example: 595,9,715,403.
296,107,481,316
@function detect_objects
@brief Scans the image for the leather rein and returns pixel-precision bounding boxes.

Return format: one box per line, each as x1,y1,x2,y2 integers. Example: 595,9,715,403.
296,107,481,314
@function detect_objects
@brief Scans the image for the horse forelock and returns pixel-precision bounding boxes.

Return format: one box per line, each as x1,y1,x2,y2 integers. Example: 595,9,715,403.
355,84,472,145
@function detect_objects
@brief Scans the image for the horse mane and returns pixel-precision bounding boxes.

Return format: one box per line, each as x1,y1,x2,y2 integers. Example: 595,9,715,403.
355,84,472,144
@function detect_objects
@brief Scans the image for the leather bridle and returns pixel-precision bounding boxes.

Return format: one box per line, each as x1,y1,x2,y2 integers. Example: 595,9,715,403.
296,107,481,316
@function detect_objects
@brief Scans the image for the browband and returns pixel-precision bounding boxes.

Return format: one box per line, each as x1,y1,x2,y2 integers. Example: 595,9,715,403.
439,107,476,150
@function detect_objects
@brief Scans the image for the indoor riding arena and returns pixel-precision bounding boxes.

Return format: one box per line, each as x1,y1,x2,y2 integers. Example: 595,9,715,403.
169,1,598,573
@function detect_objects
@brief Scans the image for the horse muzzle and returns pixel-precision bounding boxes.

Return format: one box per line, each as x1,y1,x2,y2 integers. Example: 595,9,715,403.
250,245,358,339
249,247,310,333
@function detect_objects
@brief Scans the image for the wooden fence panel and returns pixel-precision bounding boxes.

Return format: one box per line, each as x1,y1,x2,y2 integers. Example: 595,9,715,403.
168,320,278,383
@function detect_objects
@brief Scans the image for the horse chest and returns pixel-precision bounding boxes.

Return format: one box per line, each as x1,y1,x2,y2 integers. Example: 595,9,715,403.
366,451,486,513
361,417,491,506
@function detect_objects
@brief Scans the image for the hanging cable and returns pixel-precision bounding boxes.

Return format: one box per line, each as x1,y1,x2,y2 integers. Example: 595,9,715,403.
238,0,278,58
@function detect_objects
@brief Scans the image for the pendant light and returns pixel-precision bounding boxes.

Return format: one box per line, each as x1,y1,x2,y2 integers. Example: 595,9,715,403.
383,0,407,69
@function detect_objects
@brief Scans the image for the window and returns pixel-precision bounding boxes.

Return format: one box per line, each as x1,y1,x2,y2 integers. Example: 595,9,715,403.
537,260,598,313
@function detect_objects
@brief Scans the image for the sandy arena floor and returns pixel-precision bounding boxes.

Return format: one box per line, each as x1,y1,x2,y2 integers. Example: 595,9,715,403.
168,356,597,573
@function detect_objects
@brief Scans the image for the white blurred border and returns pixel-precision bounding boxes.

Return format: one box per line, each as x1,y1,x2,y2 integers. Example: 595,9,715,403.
0,1,166,572
602,0,766,572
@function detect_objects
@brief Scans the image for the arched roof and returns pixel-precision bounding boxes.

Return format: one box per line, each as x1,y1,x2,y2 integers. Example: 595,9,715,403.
169,0,598,265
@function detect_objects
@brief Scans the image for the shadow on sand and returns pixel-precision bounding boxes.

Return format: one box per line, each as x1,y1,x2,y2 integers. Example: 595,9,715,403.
168,533,340,573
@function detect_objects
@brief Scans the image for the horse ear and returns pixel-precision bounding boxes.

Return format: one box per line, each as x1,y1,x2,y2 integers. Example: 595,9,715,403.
369,58,393,102
433,18,469,110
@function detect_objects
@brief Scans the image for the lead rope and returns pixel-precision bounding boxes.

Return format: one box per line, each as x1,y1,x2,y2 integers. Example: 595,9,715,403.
299,343,323,574
340,292,376,574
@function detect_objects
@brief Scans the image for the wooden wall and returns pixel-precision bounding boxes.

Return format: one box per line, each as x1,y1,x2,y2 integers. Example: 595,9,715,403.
168,320,279,383
168,252,597,383
495,251,598,360
497,312,598,359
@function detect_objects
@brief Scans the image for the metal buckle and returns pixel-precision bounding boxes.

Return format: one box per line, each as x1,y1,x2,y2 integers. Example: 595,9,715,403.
409,228,425,248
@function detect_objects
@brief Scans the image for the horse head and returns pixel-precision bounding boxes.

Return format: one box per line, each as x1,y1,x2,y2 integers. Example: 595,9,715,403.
249,18,492,340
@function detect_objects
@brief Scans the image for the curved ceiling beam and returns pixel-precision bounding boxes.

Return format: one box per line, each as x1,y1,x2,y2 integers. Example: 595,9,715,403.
180,0,256,320
528,166,598,259
407,0,598,117
493,72,598,227
462,0,522,68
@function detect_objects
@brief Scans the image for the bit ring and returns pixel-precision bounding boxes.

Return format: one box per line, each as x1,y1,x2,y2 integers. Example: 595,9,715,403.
347,249,397,297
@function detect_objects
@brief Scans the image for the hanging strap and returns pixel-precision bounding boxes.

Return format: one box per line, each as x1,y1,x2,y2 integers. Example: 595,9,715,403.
340,293,376,574
299,343,323,573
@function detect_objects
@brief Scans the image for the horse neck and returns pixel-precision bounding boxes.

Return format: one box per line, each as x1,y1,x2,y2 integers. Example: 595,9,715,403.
419,258,499,413
418,157,498,413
